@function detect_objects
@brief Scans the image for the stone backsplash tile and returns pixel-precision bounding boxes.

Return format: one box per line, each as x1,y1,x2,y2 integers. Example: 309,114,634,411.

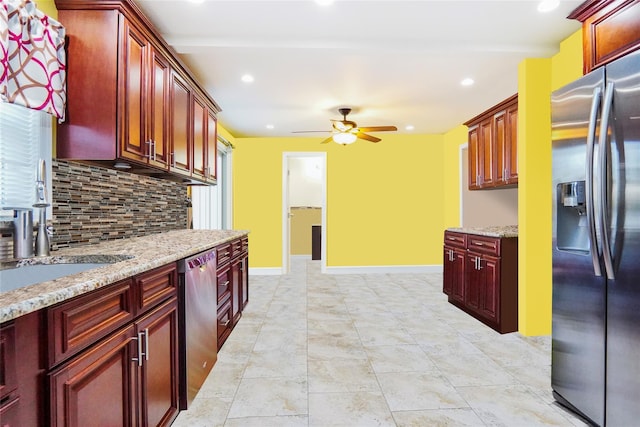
51,160,188,250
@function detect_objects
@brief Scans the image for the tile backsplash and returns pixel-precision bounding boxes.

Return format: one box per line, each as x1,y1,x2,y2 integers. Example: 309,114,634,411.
51,160,188,250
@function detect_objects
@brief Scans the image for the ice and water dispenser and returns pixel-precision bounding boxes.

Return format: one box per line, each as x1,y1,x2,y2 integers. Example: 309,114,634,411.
556,181,590,253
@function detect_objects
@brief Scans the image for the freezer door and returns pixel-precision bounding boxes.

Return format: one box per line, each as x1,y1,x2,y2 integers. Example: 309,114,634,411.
603,48,640,427
551,67,606,426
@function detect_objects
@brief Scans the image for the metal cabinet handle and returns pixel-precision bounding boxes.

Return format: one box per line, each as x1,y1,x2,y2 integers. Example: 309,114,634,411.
477,256,483,270
222,280,230,287
171,152,176,167
143,328,149,362
220,320,230,327
132,331,144,367
145,140,153,159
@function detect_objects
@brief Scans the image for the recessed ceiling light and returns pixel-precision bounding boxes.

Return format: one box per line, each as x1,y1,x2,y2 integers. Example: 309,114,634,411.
266,124,274,130
461,78,474,86
241,74,254,83
538,0,559,13
405,125,415,131
316,0,334,5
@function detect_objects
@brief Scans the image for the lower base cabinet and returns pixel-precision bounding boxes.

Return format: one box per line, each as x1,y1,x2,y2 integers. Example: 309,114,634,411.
443,230,518,334
48,264,180,427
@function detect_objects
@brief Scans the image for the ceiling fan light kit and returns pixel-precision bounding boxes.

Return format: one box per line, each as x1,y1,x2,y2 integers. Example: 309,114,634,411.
332,132,357,145
294,107,397,145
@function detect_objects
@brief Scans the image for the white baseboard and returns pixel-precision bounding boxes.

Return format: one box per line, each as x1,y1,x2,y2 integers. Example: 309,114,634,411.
249,267,283,276
324,264,443,275
290,255,312,259
250,264,443,276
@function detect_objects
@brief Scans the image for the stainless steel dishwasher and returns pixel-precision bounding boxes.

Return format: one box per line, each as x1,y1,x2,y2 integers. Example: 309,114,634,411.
178,249,218,409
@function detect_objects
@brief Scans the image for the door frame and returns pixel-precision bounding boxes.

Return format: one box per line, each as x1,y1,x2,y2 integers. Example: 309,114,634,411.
282,152,327,274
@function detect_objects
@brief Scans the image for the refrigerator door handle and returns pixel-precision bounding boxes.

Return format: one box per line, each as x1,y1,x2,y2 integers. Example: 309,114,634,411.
598,81,616,280
586,86,603,277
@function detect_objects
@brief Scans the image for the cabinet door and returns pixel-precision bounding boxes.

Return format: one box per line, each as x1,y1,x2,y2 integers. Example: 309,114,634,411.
478,256,500,324
120,19,148,163
443,246,465,304
231,258,242,326
135,298,179,427
170,72,192,176
192,95,207,181
465,253,482,313
468,125,480,189
0,323,17,401
479,117,495,187
148,46,171,169
50,325,136,427
494,111,506,184
240,256,249,309
206,110,218,182
506,104,518,184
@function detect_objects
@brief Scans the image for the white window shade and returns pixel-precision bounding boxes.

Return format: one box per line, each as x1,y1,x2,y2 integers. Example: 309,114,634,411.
0,102,52,219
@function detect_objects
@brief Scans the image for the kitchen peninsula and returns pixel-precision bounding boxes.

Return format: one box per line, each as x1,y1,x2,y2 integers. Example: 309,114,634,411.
443,225,518,334
0,229,248,426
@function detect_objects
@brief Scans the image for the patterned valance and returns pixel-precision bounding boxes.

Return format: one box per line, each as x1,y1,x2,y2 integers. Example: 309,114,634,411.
0,0,66,121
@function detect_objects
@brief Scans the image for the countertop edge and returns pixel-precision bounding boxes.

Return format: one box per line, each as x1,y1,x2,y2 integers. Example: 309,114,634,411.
0,229,249,323
445,226,518,238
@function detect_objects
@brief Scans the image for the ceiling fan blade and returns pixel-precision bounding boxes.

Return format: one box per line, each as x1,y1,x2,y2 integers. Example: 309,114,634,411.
358,126,397,132
356,132,381,143
320,136,334,144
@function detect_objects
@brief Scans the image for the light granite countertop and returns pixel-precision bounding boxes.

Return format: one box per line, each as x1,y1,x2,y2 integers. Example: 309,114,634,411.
0,229,248,323
446,225,518,238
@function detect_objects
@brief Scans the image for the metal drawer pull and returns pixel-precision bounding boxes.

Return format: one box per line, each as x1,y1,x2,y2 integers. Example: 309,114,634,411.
221,280,230,287
132,331,144,367
143,328,149,362
220,320,230,327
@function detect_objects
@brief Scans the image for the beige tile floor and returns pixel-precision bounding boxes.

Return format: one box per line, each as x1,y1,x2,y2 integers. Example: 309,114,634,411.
172,259,589,427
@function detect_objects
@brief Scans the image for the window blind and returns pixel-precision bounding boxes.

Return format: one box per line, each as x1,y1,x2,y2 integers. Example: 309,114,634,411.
0,102,52,219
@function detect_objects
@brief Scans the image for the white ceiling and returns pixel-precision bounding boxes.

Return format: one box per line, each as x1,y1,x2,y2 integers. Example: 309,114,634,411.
134,0,583,139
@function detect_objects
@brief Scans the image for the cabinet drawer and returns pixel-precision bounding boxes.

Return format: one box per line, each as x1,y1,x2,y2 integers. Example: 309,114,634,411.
135,262,177,314
231,238,243,259
47,279,134,367
240,237,248,254
467,235,501,256
216,243,232,267
216,266,232,304
217,298,232,347
444,231,467,249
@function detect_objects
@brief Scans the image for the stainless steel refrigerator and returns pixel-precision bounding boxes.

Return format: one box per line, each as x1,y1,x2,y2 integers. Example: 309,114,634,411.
551,48,640,426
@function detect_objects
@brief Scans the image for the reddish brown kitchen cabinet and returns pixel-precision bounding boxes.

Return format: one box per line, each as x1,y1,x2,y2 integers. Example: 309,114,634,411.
118,19,170,169
207,110,218,183
465,94,518,190
443,231,518,333
570,0,640,74
443,231,466,304
50,324,137,427
55,0,220,184
48,263,179,427
134,298,180,427
0,311,46,427
215,237,249,348
170,72,192,176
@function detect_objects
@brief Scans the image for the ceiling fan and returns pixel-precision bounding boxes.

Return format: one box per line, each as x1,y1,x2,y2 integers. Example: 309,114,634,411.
293,108,397,145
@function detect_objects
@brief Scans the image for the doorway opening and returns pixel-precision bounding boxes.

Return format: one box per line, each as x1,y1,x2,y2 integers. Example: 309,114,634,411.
282,152,327,274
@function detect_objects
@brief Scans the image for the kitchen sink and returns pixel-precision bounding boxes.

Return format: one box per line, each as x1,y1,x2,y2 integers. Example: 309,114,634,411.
0,254,134,293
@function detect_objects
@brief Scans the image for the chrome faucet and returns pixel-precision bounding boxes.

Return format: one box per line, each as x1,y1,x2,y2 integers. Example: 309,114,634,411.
33,159,51,256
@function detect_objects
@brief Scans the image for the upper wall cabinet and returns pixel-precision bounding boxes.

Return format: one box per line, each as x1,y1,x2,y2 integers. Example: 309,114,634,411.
569,0,640,74
465,95,518,190
55,0,220,185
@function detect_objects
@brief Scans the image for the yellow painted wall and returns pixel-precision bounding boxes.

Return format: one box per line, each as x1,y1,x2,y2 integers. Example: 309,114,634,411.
517,30,583,336
232,134,445,268
38,0,58,18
